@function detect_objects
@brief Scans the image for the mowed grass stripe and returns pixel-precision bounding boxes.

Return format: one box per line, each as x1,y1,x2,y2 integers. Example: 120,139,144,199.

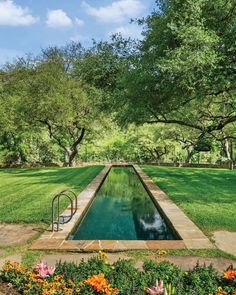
0,166,103,224
142,165,236,235
0,166,102,223
0,168,80,210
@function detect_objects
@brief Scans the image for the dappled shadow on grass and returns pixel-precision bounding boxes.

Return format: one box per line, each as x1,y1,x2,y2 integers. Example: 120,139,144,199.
143,166,236,205
142,165,236,233
0,166,103,187
0,166,104,224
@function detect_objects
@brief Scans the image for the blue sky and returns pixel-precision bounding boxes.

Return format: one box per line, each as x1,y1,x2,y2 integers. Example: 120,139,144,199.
0,0,156,65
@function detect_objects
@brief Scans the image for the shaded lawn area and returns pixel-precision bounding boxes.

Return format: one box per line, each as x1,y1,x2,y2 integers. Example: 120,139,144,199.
0,165,103,224
141,165,236,235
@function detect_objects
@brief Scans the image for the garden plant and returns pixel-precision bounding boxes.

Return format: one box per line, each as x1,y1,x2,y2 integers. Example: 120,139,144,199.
0,252,235,295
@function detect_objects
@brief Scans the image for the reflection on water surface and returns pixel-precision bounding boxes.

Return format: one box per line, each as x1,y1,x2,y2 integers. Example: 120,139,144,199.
72,167,178,240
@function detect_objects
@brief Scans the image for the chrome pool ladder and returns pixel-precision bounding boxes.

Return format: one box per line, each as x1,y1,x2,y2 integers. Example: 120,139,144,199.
51,189,77,232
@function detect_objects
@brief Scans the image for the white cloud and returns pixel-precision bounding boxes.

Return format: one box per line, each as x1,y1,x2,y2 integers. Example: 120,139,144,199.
0,0,39,26
111,23,142,39
82,0,145,23
75,18,85,26
46,9,73,28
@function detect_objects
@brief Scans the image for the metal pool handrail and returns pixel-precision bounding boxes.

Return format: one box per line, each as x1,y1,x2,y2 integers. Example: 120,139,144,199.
51,189,77,232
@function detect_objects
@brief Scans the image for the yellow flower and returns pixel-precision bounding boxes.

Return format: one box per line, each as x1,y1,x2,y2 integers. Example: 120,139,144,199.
99,250,109,259
68,279,75,287
215,287,227,295
157,250,167,256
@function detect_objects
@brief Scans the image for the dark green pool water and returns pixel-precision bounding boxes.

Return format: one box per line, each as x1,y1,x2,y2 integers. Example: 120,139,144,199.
72,167,178,240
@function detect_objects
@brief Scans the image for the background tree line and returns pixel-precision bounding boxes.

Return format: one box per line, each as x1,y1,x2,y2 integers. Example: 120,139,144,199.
0,0,236,167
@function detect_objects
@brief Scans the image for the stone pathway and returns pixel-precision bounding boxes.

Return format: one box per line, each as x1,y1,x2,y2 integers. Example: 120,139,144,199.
40,253,130,266
3,225,236,257
213,231,236,256
155,256,235,272
40,253,235,273
0,252,235,273
0,224,41,247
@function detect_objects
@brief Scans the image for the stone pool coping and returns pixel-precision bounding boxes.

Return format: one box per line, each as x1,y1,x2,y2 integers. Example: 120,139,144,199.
30,164,214,251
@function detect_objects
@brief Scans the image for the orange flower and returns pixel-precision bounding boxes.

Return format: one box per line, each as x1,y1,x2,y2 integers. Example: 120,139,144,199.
2,261,26,274
84,273,118,295
223,269,236,280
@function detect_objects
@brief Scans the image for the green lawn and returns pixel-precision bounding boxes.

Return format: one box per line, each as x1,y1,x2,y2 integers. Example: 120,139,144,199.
142,165,236,235
1,164,235,236
0,166,103,224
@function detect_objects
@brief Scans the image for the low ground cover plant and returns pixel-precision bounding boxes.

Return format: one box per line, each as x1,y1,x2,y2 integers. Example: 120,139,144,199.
0,252,235,295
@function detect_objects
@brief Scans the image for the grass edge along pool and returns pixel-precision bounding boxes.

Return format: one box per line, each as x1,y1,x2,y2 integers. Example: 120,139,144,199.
70,166,180,240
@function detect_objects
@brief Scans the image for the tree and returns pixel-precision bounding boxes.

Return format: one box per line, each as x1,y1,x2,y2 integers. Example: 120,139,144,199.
0,67,31,164
27,53,101,166
118,0,236,139
1,46,103,167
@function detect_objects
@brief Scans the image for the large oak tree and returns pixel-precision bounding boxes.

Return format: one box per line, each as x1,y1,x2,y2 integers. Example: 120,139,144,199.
119,0,236,139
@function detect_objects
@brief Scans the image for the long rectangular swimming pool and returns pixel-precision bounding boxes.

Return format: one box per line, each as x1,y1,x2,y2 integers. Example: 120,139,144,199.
71,167,179,240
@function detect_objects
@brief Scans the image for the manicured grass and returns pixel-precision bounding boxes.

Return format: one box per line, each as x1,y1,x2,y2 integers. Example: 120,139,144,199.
0,166,103,224
142,165,236,235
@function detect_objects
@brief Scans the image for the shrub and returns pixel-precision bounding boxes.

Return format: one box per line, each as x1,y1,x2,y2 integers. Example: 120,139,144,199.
183,263,220,295
55,255,112,282
0,253,235,295
143,260,185,294
108,259,148,294
220,266,236,294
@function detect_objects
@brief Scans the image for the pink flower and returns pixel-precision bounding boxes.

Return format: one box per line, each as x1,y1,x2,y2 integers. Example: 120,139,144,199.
34,262,55,278
145,280,167,295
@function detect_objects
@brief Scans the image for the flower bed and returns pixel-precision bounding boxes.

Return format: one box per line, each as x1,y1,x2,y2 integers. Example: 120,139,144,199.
0,252,235,295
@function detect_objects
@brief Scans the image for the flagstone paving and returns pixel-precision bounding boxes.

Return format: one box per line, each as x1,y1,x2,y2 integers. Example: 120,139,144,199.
155,256,235,272
1,252,234,273
39,253,131,266
41,253,236,272
0,224,41,247
213,231,236,256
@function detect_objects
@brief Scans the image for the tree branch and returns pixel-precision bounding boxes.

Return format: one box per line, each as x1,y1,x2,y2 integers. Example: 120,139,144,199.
39,119,68,152
147,118,204,131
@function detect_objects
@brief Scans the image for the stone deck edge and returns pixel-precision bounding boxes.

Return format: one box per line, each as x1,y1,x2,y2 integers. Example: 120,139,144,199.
30,164,214,251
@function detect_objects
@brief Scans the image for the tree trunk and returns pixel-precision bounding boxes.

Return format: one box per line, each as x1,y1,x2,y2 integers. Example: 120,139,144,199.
63,151,70,167
230,140,234,170
40,119,86,167
185,147,194,163
68,149,77,167
67,128,86,167
224,137,231,160
223,138,234,170
63,149,78,167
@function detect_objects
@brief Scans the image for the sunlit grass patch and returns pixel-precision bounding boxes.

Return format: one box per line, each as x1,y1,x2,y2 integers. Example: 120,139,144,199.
142,165,236,235
0,166,103,224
